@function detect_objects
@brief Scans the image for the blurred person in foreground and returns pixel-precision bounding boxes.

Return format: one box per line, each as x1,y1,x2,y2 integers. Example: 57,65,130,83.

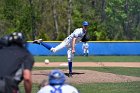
37,69,79,93
0,32,34,93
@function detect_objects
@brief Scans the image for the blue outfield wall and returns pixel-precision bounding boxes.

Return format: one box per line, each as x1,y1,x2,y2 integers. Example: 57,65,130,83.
27,41,140,56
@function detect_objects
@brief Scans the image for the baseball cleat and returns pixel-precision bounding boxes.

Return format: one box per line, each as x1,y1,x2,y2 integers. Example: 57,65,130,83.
33,39,42,44
68,73,73,77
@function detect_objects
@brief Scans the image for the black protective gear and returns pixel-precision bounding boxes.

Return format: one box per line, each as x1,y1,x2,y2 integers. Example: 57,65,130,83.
11,32,26,46
0,35,13,46
0,32,26,47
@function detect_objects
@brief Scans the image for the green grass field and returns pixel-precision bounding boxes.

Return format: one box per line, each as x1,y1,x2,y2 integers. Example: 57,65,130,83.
19,81,140,93
34,55,140,62
19,56,140,93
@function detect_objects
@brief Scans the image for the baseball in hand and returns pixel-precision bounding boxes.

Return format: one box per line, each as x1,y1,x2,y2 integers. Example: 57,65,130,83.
44,59,50,64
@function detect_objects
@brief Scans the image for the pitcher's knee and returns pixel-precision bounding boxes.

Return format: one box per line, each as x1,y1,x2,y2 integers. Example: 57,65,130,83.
68,58,72,62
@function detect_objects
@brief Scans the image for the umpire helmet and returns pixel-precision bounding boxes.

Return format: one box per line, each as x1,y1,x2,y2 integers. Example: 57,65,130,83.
82,21,89,26
0,35,13,46
49,69,66,85
0,32,25,47
11,32,26,46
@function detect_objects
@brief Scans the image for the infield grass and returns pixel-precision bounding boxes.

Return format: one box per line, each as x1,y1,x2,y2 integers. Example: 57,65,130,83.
19,81,140,93
34,55,140,62
75,82,140,93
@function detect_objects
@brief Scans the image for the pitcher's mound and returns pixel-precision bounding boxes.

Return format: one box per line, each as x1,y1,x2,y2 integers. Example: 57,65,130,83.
32,70,140,84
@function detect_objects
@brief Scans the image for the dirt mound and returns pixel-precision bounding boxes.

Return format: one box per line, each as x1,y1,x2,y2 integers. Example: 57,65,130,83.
32,70,140,84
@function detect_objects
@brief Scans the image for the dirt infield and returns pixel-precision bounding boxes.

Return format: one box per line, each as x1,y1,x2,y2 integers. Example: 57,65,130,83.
32,62,140,84
34,62,140,67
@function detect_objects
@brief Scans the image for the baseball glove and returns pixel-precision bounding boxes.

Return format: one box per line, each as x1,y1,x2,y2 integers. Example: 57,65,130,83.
81,34,90,42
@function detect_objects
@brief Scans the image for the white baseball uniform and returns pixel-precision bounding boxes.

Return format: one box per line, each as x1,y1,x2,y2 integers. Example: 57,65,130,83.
37,84,79,93
53,28,86,61
82,42,89,54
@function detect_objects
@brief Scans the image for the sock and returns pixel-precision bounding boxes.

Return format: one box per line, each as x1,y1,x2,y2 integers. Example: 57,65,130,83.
68,62,72,74
40,42,52,50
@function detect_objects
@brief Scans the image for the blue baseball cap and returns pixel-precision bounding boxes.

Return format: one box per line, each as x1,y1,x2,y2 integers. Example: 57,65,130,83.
82,21,89,26
49,69,66,85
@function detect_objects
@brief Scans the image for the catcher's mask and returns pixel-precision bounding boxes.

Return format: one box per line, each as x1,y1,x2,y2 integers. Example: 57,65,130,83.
49,69,66,85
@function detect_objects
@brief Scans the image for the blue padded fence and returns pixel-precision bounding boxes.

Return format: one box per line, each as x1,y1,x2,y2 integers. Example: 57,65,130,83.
27,41,140,56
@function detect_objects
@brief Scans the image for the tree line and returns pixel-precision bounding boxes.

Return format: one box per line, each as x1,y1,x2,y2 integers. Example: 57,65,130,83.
0,0,140,41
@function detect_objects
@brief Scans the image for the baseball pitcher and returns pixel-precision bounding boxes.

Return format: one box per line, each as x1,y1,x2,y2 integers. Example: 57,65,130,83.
33,21,89,77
